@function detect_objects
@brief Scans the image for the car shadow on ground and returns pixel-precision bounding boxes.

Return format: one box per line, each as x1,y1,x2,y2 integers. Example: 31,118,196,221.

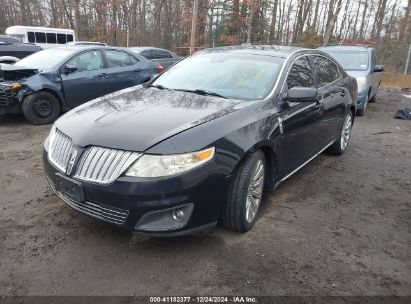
0,114,31,126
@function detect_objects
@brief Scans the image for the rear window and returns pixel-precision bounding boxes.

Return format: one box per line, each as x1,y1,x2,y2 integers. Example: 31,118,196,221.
140,50,156,59
323,50,369,71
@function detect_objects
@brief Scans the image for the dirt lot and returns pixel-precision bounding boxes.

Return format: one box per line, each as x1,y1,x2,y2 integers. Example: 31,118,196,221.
0,88,410,296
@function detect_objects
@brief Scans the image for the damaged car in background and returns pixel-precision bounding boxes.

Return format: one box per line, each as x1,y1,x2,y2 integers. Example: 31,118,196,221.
0,45,163,124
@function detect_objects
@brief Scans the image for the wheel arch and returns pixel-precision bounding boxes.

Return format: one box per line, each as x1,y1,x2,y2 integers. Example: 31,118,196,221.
35,88,62,107
230,142,279,192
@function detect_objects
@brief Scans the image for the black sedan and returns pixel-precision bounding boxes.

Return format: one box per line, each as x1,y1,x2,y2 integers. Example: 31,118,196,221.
129,47,182,68
0,46,162,124
42,45,357,236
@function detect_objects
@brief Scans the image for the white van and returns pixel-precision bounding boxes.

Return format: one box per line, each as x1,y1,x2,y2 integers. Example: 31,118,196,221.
5,26,76,49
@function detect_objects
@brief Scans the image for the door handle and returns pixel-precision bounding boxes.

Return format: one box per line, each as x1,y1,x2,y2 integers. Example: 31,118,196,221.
98,73,108,78
134,68,142,72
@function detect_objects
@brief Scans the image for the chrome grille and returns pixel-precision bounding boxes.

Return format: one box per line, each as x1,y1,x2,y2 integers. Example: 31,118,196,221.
47,177,129,225
48,128,74,173
74,146,140,184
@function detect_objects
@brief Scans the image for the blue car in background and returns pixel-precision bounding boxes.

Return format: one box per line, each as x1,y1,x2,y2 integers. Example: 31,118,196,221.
0,46,162,124
319,45,384,116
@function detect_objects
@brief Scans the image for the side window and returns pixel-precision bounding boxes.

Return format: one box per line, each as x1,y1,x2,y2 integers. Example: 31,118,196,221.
57,34,66,44
287,56,315,89
35,32,46,43
105,50,134,67
66,50,103,72
28,32,35,43
328,59,340,80
141,50,156,59
312,56,339,87
158,50,173,59
46,33,57,44
67,34,74,42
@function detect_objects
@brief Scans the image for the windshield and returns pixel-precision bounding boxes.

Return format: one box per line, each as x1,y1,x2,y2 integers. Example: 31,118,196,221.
14,48,75,70
152,53,284,100
324,50,369,71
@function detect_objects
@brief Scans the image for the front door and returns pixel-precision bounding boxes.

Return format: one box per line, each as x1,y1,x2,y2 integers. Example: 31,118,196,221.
279,56,324,177
61,50,111,108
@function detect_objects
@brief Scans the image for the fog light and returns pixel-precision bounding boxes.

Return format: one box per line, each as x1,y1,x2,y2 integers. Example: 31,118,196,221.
135,203,193,232
172,209,185,222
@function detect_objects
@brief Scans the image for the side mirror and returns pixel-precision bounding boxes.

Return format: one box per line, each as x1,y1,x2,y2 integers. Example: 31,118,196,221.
61,64,78,74
287,87,317,102
374,64,384,72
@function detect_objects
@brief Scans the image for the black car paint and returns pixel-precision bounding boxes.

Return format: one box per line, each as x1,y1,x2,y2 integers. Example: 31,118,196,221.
42,47,357,236
0,46,159,115
0,35,42,61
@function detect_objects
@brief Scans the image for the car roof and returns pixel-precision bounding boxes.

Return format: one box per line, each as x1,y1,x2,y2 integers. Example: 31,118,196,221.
47,45,122,51
319,45,373,51
66,41,107,45
196,44,307,58
129,46,170,52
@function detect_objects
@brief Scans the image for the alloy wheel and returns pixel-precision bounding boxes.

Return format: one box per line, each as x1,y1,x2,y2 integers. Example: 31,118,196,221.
245,159,265,223
340,113,352,151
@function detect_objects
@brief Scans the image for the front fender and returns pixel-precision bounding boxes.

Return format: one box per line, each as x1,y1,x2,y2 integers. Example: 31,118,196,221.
146,99,283,177
22,72,64,105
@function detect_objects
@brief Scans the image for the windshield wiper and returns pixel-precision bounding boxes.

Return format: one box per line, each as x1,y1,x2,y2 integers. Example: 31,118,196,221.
150,84,168,90
175,89,228,99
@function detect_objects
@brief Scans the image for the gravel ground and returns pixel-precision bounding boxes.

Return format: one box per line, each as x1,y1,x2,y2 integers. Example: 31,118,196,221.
0,88,410,296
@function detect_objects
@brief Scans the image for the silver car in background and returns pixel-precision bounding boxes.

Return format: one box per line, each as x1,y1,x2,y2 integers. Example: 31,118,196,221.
319,45,384,116
129,47,182,69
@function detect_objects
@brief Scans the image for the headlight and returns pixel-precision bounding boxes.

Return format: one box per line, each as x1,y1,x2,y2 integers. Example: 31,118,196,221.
125,147,215,178
47,124,56,151
356,77,367,92
10,82,23,93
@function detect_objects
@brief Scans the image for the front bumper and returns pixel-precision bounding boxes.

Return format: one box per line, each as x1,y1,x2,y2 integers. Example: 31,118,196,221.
356,93,368,109
43,149,230,236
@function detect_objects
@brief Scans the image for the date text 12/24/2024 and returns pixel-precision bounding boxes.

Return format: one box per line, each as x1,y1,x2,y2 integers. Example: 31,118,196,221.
149,297,257,303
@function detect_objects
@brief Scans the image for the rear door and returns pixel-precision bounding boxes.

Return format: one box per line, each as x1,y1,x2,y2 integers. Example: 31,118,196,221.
279,56,324,177
103,49,151,92
310,55,347,145
61,49,111,108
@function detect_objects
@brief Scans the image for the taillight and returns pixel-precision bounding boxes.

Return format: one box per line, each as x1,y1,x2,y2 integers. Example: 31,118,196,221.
156,65,164,73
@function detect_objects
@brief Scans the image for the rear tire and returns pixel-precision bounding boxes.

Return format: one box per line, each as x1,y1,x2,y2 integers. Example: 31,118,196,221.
220,150,266,232
22,91,61,125
326,111,353,156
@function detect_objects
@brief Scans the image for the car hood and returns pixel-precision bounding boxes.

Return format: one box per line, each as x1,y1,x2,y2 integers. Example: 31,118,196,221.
0,63,39,81
346,70,368,79
56,86,249,152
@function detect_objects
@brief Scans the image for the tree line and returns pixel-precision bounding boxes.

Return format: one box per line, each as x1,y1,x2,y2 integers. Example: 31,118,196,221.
1,0,410,72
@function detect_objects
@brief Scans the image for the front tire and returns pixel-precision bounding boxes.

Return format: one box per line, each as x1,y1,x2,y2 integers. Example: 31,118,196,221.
326,111,353,155
220,150,265,232
22,91,61,125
